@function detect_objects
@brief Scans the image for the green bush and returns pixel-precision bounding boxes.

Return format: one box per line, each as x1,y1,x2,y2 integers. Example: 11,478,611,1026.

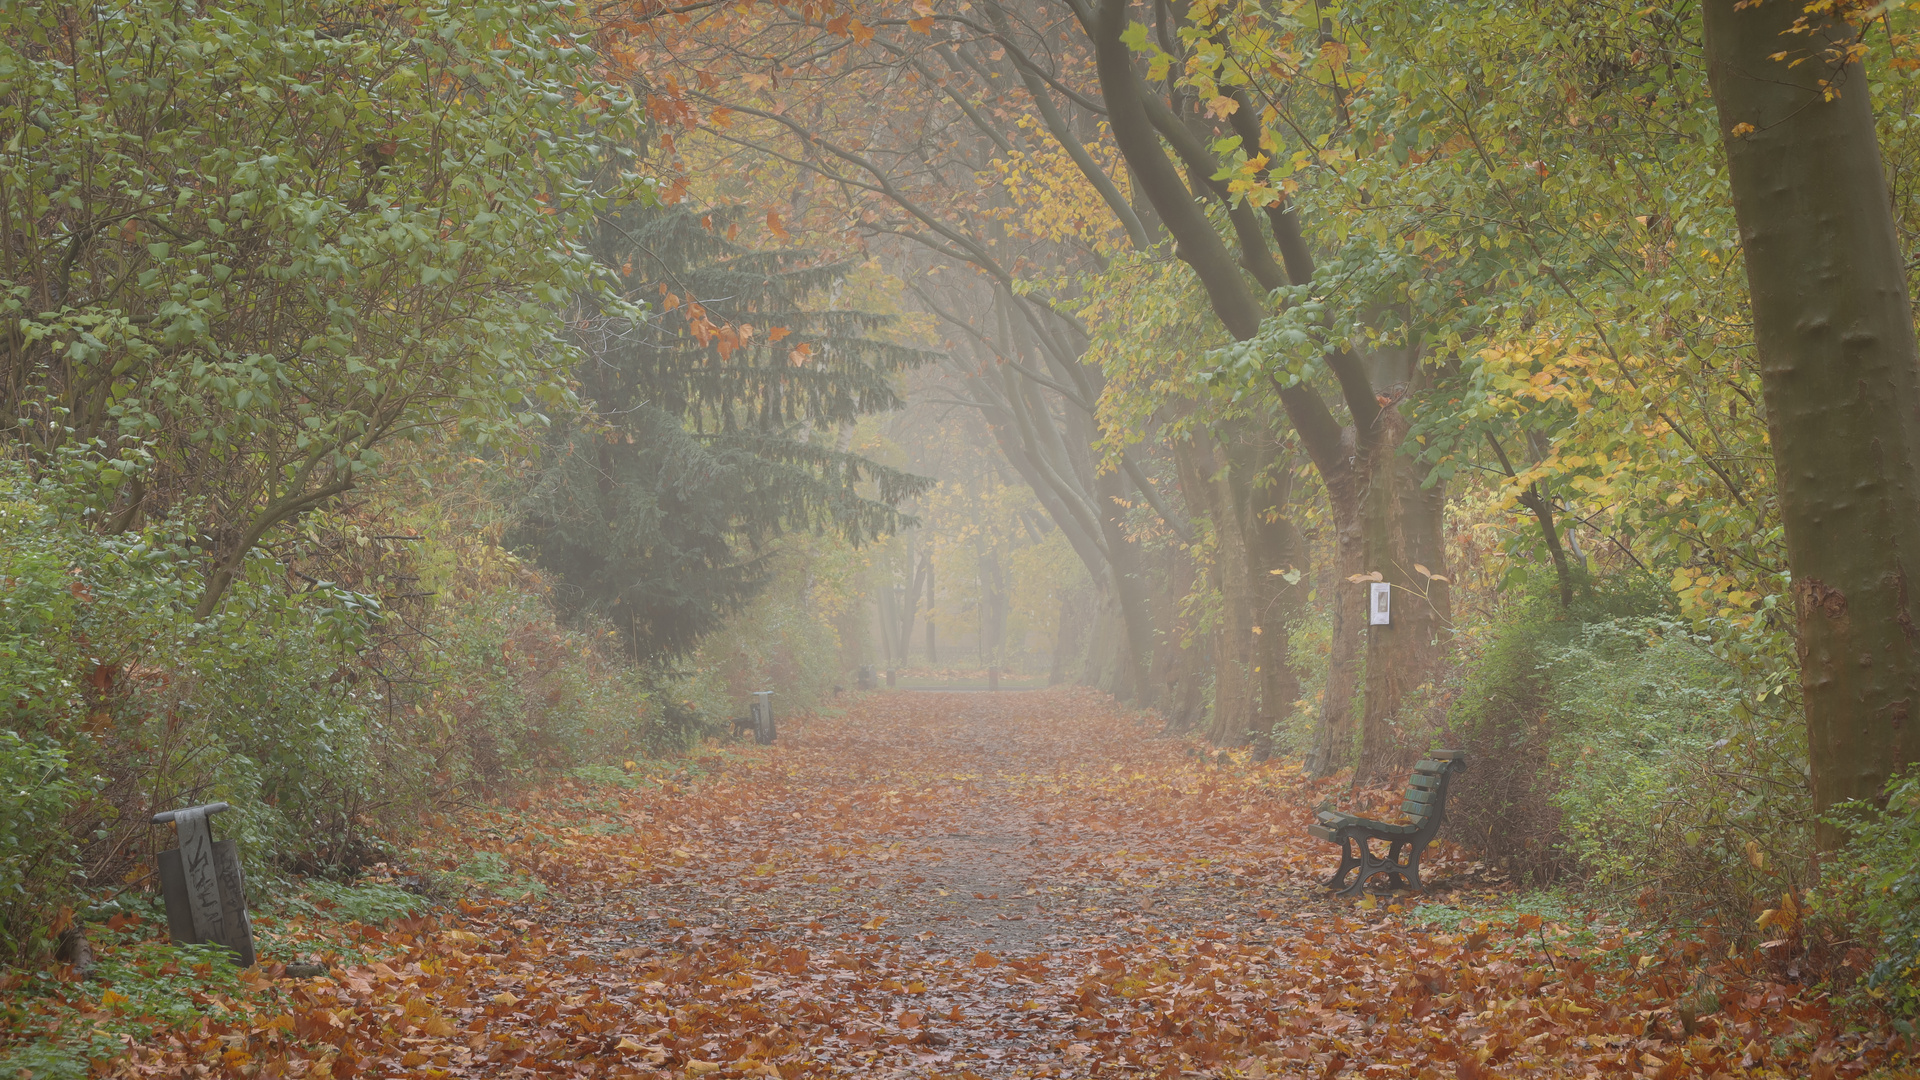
1444,572,1811,921
0,456,712,960
1827,768,1920,1019
678,533,865,725
0,732,79,960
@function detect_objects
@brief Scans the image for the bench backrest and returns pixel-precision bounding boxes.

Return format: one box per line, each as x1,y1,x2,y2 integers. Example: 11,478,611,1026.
1400,749,1467,829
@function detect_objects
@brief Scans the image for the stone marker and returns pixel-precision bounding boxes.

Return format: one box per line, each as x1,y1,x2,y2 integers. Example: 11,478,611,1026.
151,802,256,967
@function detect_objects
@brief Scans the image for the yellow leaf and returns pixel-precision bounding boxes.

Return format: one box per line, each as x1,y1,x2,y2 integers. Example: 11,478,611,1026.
687,1060,723,1075
491,992,520,1007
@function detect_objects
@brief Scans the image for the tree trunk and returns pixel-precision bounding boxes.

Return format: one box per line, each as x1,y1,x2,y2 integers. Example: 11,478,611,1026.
1205,443,1257,745
1307,473,1365,777
925,559,938,665
1059,584,1090,684
1235,439,1306,758
1093,465,1153,701
1356,411,1453,782
1153,537,1207,729
1705,0,1920,840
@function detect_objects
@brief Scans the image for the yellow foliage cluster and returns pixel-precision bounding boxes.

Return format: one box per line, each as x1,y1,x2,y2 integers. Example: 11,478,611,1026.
984,117,1133,252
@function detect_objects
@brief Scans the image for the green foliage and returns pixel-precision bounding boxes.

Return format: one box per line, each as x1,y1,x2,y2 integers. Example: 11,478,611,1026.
678,531,867,720
0,0,648,615
0,935,244,1078
290,880,429,927
439,852,545,901
513,205,933,662
1826,769,1920,1019
0,453,702,959
0,733,79,960
1446,575,1811,918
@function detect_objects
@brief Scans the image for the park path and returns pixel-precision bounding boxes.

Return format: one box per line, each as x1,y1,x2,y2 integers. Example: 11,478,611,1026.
118,688,1892,1078
527,689,1349,1076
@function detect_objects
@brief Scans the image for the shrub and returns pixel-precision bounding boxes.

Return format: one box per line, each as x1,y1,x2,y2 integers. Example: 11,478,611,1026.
0,733,79,961
1443,571,1812,922
1542,616,1810,922
0,455,715,959
1826,768,1920,1020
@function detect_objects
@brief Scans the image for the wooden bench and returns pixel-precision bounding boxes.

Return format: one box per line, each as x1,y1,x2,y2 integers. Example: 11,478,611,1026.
1308,750,1466,897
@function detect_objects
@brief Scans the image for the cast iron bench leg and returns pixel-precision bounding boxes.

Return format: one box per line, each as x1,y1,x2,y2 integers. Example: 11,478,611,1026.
1332,835,1379,898
1399,840,1424,892
1324,834,1362,892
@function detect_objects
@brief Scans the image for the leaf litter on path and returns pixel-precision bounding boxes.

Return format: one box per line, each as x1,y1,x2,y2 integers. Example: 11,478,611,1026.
108,689,1906,1078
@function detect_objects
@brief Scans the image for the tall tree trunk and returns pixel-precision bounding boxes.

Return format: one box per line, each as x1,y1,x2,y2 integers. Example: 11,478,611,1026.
1154,532,1206,729
1093,465,1154,701
1235,438,1306,758
1307,473,1365,777
1082,0,1444,771
1204,440,1257,744
1357,412,1453,782
1051,586,1089,685
1705,0,1920,840
925,559,938,664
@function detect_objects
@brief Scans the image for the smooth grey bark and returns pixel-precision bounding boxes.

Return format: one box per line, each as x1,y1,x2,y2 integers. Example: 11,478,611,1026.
1705,0,1920,840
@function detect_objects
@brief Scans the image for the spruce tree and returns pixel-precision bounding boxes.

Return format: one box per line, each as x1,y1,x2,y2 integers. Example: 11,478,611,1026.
513,206,933,661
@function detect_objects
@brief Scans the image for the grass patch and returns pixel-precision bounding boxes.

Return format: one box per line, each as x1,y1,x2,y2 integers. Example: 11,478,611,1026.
439,852,546,901
270,879,430,926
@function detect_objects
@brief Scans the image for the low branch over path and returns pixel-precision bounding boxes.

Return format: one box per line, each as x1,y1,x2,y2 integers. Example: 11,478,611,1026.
118,692,1900,1078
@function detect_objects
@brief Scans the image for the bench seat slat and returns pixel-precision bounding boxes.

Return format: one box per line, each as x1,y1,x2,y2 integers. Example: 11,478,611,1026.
1400,801,1433,819
1408,773,1442,790
1322,816,1418,836
1403,786,1437,804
